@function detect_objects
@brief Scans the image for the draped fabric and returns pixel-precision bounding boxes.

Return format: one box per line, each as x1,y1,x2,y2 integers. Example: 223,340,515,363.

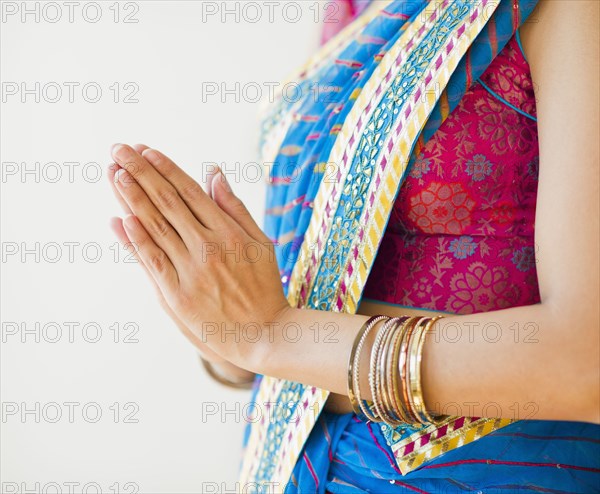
238,0,600,490
287,414,600,492
320,0,373,44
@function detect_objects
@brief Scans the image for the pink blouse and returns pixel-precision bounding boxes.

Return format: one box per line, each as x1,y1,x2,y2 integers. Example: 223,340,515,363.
363,33,541,314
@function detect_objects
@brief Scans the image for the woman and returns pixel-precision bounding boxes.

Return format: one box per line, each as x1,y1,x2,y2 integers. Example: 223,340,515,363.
107,0,600,491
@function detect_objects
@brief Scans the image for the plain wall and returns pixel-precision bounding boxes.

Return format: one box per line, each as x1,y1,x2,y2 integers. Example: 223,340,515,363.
1,1,322,492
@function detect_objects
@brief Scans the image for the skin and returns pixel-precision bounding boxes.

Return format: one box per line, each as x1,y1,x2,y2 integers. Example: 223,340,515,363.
108,145,255,383
109,0,599,423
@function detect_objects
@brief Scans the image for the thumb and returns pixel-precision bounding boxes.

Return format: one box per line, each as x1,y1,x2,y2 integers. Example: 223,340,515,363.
212,170,269,243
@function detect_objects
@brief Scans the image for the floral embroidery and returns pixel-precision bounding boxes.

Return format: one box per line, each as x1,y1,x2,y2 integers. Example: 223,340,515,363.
412,276,433,301
490,200,516,226
408,182,476,235
511,246,536,272
465,154,493,181
449,236,478,259
410,155,431,179
445,262,519,314
528,156,539,179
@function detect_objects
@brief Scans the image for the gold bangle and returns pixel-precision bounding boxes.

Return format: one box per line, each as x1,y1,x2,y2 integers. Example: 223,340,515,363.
373,317,404,426
355,316,389,422
410,316,444,424
406,317,430,424
200,356,255,390
347,315,388,420
388,317,411,423
375,317,401,427
401,317,427,424
368,317,393,422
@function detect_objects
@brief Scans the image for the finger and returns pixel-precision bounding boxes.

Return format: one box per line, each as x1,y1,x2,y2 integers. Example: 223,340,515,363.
211,171,270,243
110,215,132,246
108,163,132,214
140,148,226,230
110,216,155,283
112,144,205,240
205,164,220,200
132,143,150,154
111,216,201,346
107,145,149,214
107,144,151,213
111,216,165,299
122,214,179,291
114,167,190,267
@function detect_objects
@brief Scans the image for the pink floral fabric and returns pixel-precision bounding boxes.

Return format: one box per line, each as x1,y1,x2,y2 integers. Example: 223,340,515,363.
363,34,541,314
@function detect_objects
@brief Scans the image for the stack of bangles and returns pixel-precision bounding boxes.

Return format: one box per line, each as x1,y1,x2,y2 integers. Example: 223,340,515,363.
347,315,444,426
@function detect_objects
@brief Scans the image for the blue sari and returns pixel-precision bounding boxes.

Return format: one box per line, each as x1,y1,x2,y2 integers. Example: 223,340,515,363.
287,412,600,492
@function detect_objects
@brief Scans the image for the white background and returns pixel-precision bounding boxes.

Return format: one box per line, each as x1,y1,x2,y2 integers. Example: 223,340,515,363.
1,1,322,492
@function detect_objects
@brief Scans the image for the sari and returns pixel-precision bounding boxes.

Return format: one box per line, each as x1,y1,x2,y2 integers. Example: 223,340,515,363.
239,0,600,491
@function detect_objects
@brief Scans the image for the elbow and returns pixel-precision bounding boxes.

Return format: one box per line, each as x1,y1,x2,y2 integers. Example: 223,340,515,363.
565,384,600,424
558,323,599,424
573,365,600,424
538,300,599,424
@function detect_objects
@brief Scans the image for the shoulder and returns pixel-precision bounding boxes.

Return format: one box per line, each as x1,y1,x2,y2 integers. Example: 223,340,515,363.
517,0,598,128
519,0,599,70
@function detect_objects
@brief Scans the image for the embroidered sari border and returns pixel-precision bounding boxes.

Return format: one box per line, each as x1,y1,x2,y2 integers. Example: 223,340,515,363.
287,0,450,311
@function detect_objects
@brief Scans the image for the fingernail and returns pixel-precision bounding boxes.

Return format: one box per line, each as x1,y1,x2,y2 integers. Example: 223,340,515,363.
115,168,131,187
109,164,119,183
141,148,160,165
123,214,138,230
112,144,131,162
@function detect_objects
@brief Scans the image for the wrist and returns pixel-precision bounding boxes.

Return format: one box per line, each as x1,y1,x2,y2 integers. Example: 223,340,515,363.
250,306,371,397
242,304,297,375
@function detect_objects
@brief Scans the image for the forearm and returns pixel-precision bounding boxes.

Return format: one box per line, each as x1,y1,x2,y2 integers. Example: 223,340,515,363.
422,303,598,423
248,302,599,423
